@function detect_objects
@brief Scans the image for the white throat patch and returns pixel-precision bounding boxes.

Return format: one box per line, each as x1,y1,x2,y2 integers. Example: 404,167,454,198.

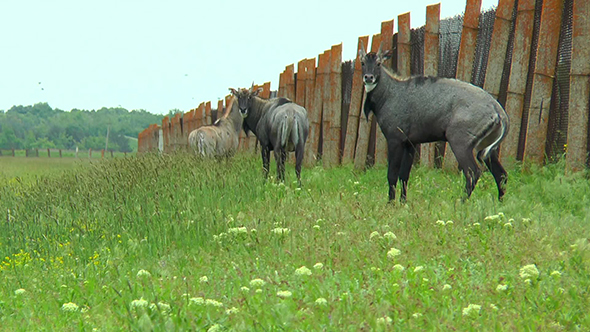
364,82,377,92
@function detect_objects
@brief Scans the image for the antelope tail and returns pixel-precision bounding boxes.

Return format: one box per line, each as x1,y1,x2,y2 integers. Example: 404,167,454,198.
197,132,206,156
480,112,508,161
292,116,299,147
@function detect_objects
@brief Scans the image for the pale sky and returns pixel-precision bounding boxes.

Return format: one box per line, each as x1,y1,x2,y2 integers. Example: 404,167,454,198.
0,0,498,115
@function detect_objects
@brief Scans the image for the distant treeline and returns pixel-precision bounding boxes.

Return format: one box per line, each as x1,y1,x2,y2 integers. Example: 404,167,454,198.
0,103,167,152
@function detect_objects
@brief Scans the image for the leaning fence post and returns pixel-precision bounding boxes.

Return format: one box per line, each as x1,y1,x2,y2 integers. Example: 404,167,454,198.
421,4,441,168
325,43,343,167
483,0,517,100
523,0,564,166
303,58,318,166
309,52,327,165
499,0,537,164
343,36,369,165
566,0,590,172
375,20,395,166
443,0,482,171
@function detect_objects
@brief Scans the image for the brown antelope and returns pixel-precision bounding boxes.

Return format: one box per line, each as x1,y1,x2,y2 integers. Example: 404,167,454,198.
188,95,244,158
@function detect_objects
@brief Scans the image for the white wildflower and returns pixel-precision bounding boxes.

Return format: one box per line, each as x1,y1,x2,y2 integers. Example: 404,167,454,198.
442,284,452,291
189,297,205,306
200,276,209,283
61,302,80,312
271,227,291,235
136,269,151,278
130,298,149,309
277,290,292,298
315,297,328,306
383,232,397,240
519,264,540,279
369,231,381,240
250,278,266,287
462,304,481,317
313,263,324,270
240,286,250,292
387,248,401,259
376,316,393,325
436,220,446,226
14,288,26,295
295,266,312,276
496,284,508,292
550,270,562,278
225,307,239,314
414,266,424,272
412,312,423,318
205,299,224,307
392,264,405,272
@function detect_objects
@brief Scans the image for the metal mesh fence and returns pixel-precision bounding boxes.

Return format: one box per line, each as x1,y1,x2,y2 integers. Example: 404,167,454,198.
471,8,497,87
411,26,425,76
545,0,573,162
438,15,464,79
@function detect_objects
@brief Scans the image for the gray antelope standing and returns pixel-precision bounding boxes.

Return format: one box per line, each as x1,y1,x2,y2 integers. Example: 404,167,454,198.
230,86,309,185
188,95,244,158
359,45,509,202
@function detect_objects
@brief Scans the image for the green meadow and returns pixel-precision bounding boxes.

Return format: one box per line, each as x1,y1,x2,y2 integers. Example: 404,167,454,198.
0,153,589,331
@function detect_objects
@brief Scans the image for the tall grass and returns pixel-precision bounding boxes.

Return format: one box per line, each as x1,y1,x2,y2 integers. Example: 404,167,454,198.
0,153,589,331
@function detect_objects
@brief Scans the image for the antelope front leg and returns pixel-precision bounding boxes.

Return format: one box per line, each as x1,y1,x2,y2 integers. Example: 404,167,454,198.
261,146,271,179
387,143,404,202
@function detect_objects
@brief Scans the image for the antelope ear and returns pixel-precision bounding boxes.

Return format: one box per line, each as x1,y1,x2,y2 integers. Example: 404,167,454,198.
382,50,393,60
358,42,367,58
252,87,263,96
229,88,238,96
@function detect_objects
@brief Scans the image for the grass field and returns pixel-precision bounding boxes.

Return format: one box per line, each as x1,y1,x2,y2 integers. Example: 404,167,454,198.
0,153,589,331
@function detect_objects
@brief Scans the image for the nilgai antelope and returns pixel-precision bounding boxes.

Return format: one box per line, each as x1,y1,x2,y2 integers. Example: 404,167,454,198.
188,95,243,158
230,86,309,185
359,44,509,202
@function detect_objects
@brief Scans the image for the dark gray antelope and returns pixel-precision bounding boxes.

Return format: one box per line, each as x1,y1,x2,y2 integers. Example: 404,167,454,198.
230,86,309,184
359,45,509,202
188,96,243,158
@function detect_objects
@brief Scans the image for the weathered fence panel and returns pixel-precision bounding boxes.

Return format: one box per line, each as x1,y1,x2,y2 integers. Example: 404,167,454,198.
420,4,441,168
500,0,537,163
304,58,318,166
523,0,564,165
566,0,590,172
443,0,482,171
375,20,394,165
342,36,369,165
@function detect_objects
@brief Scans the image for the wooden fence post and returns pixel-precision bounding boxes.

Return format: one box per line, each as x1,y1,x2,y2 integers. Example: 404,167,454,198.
162,116,170,153
343,36,370,165
47,148,50,158
523,0,564,165
25,149,29,157
89,148,92,159
443,0,482,171
296,59,307,107
320,50,333,166
101,149,105,158
303,58,318,166
566,0,590,172
421,4,441,168
216,99,224,123
35,148,39,157
12,148,15,157
324,43,343,167
285,64,296,102
59,149,62,158
375,20,395,166
483,0,517,100
309,52,328,165
205,101,212,126
499,0,537,163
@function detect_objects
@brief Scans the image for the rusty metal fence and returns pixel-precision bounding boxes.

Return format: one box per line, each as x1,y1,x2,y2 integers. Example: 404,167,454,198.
138,0,590,172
